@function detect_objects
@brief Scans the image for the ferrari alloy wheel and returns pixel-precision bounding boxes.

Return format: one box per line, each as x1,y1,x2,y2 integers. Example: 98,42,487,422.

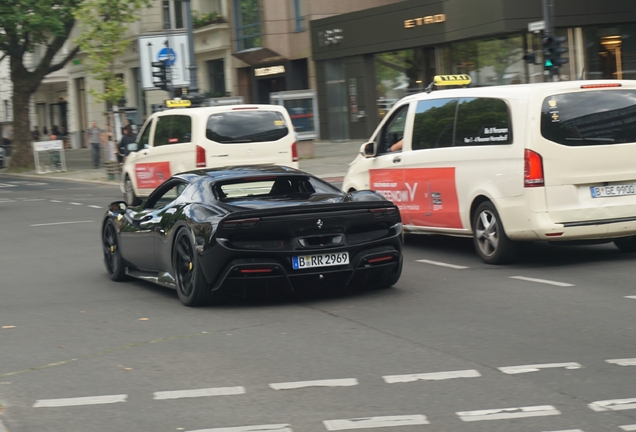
102,220,127,281
472,201,518,264
173,229,214,306
124,175,142,206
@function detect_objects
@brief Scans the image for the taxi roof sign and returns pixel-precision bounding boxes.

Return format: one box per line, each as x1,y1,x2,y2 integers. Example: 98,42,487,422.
165,99,192,108
433,74,472,86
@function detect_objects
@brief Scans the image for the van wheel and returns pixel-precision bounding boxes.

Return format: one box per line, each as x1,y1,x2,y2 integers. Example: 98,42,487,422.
614,236,636,252
472,201,518,264
124,175,142,206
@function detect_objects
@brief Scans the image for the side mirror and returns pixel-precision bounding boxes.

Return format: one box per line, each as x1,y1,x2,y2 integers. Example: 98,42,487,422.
109,201,127,212
360,142,376,158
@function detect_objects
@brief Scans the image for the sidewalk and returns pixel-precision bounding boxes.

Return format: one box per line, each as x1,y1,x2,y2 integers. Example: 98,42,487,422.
0,140,364,185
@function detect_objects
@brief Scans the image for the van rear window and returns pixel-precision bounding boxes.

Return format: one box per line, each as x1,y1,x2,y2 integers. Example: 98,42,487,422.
541,90,636,146
206,111,289,143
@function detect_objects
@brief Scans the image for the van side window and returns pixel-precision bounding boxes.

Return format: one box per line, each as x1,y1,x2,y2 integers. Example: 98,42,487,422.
136,121,152,150
379,105,409,154
455,98,512,146
412,98,457,150
154,115,192,147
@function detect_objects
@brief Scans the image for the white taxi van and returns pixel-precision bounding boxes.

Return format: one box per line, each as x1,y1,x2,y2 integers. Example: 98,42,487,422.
343,76,636,264
121,101,299,205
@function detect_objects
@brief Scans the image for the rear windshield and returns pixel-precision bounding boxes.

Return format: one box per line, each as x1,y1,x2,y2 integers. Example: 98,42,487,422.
212,175,341,201
206,110,289,143
541,90,636,146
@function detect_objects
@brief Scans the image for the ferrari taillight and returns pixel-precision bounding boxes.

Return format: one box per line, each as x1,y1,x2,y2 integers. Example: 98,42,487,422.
196,145,206,168
222,218,260,229
524,149,544,187
292,141,298,163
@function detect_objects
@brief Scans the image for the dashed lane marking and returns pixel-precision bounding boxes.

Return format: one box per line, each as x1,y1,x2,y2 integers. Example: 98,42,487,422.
542,430,584,432
49,200,62,203
509,276,574,287
498,362,582,374
625,296,636,300
30,220,94,227
154,386,245,400
588,398,636,412
88,205,102,209
33,394,127,408
606,358,636,366
269,378,358,390
456,405,560,422
21,198,45,202
323,415,429,430
383,369,481,384
69,202,82,206
620,425,636,431
187,425,292,432
416,259,469,269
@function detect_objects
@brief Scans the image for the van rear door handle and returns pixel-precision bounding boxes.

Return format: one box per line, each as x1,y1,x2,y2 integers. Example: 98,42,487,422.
210,154,229,157
393,156,401,163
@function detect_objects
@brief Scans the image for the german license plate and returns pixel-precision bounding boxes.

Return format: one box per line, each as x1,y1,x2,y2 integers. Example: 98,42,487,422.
590,184,635,198
292,252,349,269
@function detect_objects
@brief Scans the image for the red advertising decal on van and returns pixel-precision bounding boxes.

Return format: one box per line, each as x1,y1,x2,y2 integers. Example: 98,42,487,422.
370,168,462,229
135,162,171,189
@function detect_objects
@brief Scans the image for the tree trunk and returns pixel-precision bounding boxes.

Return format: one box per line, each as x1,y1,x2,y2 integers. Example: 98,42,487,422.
8,58,42,170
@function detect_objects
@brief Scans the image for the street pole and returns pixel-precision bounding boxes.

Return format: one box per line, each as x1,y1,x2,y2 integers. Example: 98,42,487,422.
183,0,199,93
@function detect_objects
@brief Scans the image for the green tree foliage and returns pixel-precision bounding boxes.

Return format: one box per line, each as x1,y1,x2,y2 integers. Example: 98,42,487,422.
74,0,150,105
0,0,148,170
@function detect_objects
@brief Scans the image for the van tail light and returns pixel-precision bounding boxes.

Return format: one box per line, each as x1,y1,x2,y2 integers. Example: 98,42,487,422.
196,145,206,168
524,149,544,187
292,141,298,162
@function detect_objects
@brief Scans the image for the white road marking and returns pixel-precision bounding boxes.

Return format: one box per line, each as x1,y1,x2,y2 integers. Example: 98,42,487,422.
22,198,45,202
542,430,584,432
625,296,636,300
509,276,574,287
0,183,17,188
383,369,481,383
49,200,62,203
498,362,582,374
323,415,429,430
69,202,82,206
416,259,468,269
154,386,245,400
457,405,560,422
0,199,15,202
269,378,358,390
33,394,127,408
620,425,636,431
30,220,94,227
588,398,636,411
187,425,292,432
88,205,102,209
606,358,636,366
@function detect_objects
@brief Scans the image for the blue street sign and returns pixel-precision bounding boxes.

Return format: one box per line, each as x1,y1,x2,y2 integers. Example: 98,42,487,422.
157,47,176,66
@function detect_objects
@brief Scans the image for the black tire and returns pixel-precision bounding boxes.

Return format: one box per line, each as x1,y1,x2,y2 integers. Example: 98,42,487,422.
614,236,636,252
124,175,142,206
472,201,518,264
102,220,127,281
173,229,217,307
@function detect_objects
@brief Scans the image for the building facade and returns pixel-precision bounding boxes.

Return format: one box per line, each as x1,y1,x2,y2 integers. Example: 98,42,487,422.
311,0,636,140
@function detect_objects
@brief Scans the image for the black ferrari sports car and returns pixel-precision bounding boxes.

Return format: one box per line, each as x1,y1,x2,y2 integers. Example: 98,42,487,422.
102,165,403,306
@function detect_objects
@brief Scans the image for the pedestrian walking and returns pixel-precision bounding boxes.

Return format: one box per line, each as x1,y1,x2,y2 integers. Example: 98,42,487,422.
86,121,105,168
117,125,135,164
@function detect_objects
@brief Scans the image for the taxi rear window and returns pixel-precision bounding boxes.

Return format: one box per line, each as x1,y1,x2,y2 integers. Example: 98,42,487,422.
541,90,636,146
206,111,289,143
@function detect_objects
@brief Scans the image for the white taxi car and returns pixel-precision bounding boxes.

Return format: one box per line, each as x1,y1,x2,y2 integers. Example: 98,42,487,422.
121,101,299,205
343,76,636,264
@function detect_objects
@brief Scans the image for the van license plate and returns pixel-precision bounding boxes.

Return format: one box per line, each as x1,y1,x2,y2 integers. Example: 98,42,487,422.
590,184,636,198
292,252,349,269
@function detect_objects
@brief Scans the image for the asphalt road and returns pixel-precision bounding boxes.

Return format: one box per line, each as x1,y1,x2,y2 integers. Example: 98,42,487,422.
1,175,635,432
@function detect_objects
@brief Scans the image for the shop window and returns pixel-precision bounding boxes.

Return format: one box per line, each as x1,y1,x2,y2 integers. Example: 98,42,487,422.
450,35,524,85
206,60,226,98
234,0,261,51
412,99,457,150
586,25,636,80
455,98,512,146
293,0,306,32
154,115,192,147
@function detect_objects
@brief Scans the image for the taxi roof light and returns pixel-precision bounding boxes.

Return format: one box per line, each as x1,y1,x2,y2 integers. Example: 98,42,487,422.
426,74,472,93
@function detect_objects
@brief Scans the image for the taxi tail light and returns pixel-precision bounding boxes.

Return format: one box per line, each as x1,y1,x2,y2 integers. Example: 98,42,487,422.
292,141,298,162
524,149,544,187
196,145,206,167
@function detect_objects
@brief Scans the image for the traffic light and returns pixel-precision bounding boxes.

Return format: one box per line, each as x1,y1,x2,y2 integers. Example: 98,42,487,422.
151,60,169,91
542,35,568,72
523,51,541,65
